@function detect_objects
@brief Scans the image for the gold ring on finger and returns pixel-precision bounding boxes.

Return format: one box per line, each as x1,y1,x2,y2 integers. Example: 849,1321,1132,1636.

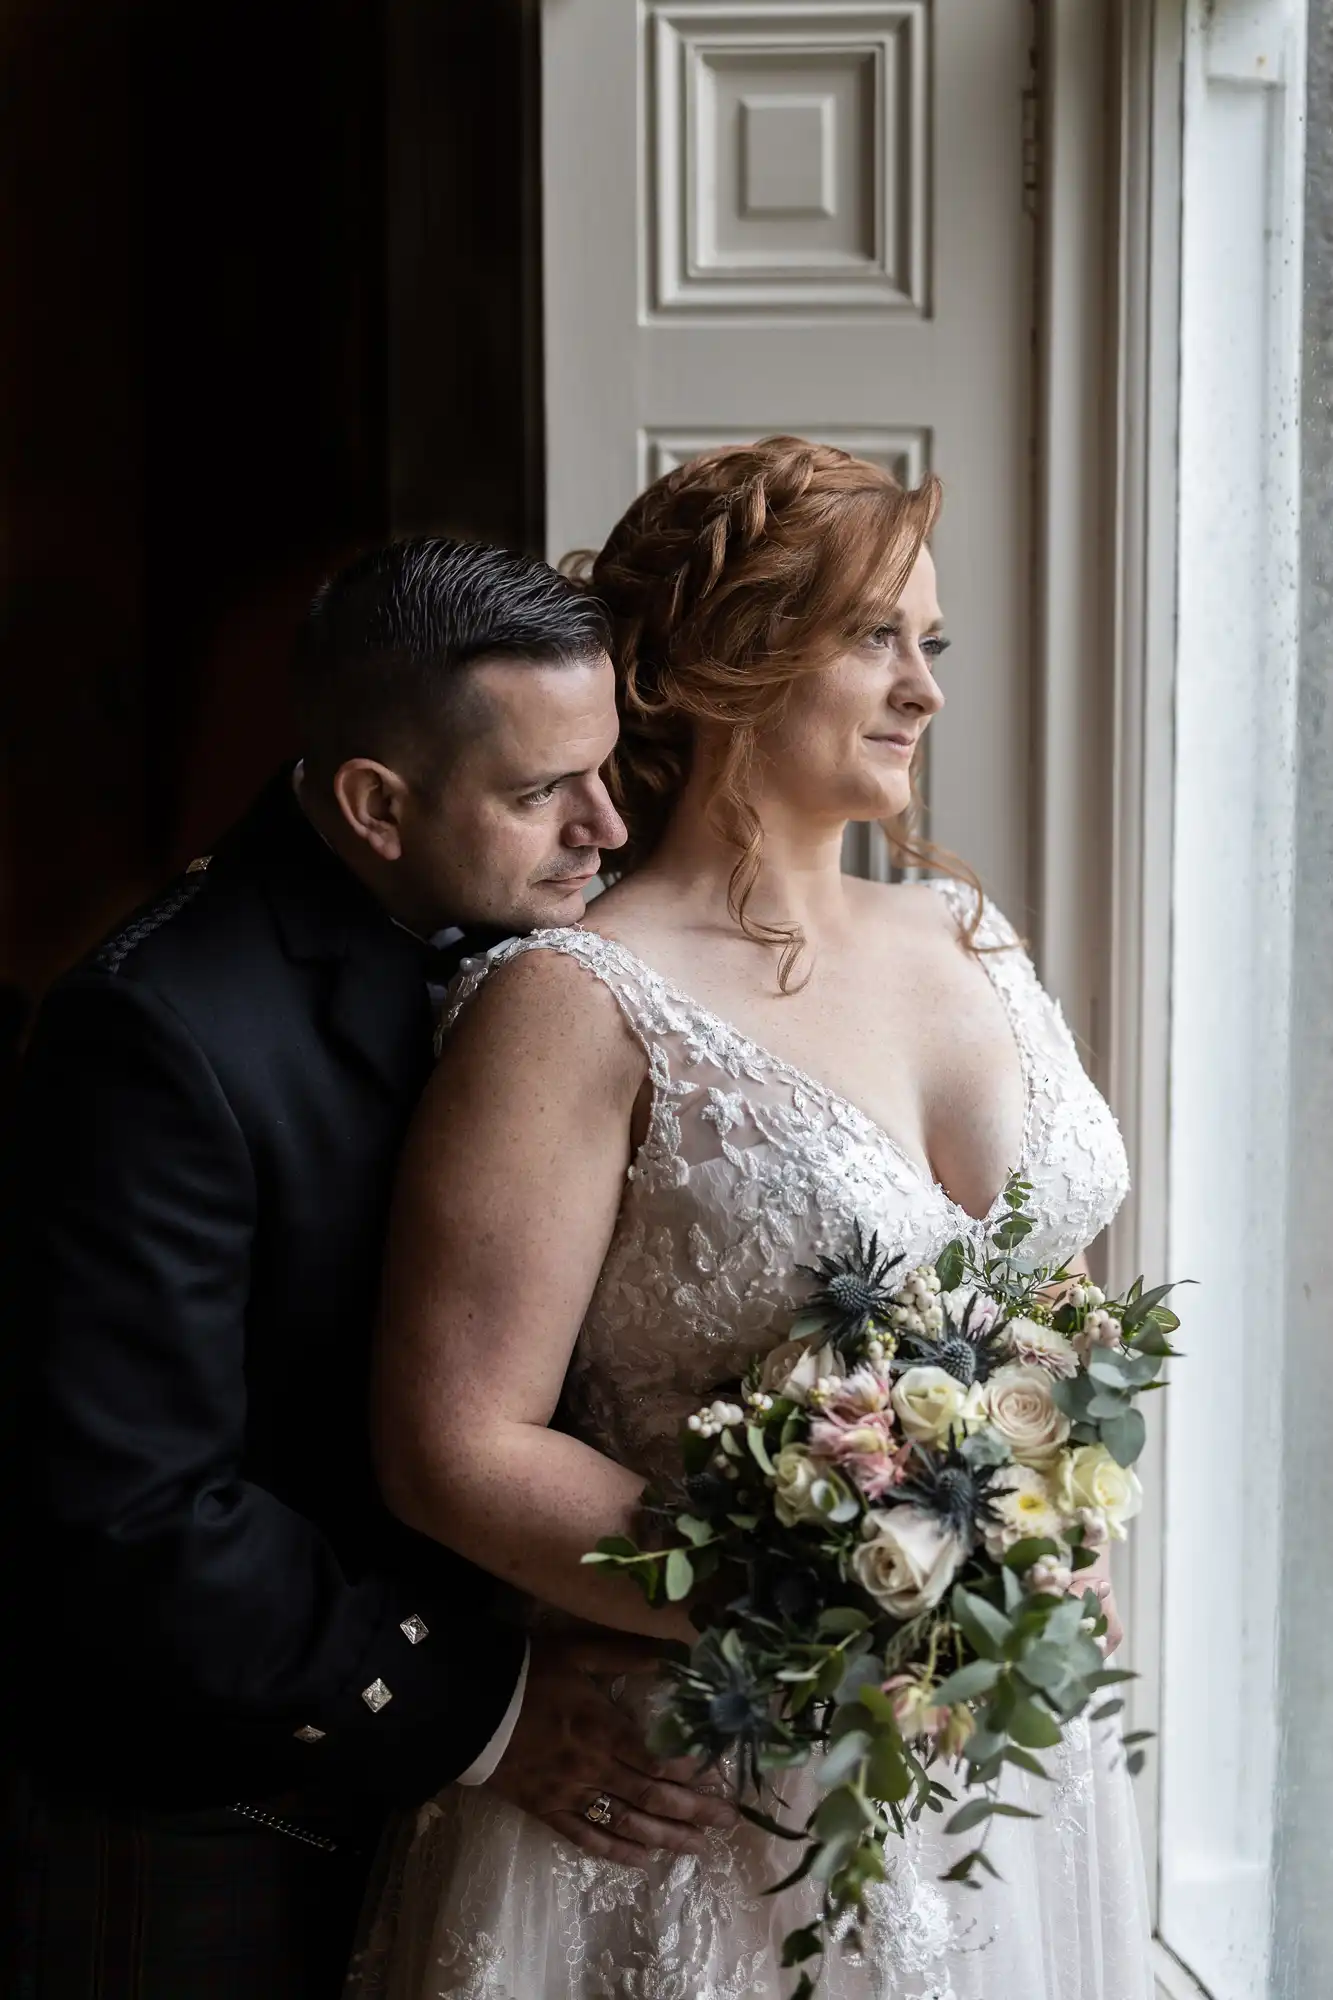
583,1792,615,1828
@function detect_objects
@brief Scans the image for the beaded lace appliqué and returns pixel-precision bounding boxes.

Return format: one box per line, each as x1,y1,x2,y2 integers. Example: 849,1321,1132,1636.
364,885,1140,2000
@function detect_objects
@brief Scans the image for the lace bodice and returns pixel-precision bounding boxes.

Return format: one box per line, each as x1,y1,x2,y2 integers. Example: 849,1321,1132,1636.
443,880,1128,1486
352,883,1150,2000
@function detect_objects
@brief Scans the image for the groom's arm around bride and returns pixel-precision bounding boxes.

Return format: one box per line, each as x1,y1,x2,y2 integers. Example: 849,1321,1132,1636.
0,539,726,2000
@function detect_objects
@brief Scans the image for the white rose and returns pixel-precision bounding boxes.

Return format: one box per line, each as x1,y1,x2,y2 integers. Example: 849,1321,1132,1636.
983,1363,1071,1468
1057,1444,1143,1539
760,1339,846,1405
772,1445,824,1526
891,1365,969,1444
853,1506,965,1619
983,1464,1066,1558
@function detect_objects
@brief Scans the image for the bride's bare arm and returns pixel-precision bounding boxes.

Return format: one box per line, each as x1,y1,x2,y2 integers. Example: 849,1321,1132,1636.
374,950,690,1640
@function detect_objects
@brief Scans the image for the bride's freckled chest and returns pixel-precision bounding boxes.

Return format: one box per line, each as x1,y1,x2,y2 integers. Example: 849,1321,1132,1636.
444,880,1129,1491
609,908,1029,1224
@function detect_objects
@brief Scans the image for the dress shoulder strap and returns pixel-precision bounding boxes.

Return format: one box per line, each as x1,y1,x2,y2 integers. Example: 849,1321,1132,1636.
439,926,710,1192
438,925,687,1055
925,874,1023,953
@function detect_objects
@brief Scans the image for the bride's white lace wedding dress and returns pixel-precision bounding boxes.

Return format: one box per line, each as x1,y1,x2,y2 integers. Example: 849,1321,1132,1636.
348,882,1154,2000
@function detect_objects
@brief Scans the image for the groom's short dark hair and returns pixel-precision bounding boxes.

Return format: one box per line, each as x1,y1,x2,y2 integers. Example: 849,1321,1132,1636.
294,536,610,784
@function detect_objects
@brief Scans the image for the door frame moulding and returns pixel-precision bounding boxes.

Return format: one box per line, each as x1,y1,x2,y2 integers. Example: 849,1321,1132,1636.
1032,0,1185,1970
1032,0,1185,1959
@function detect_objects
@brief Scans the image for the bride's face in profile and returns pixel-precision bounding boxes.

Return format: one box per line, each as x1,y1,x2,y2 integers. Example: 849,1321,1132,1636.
755,544,947,827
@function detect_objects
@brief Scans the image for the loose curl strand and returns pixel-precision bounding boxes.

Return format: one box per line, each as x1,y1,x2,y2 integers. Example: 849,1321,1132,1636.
566,436,985,986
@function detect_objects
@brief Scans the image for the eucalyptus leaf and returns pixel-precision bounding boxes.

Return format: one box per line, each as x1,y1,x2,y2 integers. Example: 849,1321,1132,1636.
664,1547,694,1601
932,1659,1003,1705
817,1606,871,1638
1099,1407,1147,1466
1121,1280,1182,1330
591,1533,640,1560
1002,1745,1051,1780
960,1427,1013,1470
1087,1352,1133,1388
746,1424,777,1477
1007,1697,1063,1748
1015,1642,1074,1694
1050,1374,1092,1419
1087,1666,1137,1690
764,1844,820,1897
867,1731,913,1803
856,1683,898,1725
963,1727,1005,1768
952,1586,1013,1659
936,1240,966,1291
780,1926,824,1966
813,1785,876,1839
735,1800,807,1841
1002,1535,1059,1572
944,1797,1004,1837
948,1797,1042,1835
1040,1595,1086,1646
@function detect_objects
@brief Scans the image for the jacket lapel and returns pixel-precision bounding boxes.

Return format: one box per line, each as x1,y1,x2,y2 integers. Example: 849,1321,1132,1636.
240,771,435,1097
324,933,434,1098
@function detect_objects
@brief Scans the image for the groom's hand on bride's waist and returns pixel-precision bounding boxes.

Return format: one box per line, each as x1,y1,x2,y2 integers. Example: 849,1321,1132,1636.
484,1632,739,1868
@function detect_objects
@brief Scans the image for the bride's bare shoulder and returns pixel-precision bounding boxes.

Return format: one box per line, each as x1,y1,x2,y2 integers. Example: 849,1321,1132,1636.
442,933,647,1083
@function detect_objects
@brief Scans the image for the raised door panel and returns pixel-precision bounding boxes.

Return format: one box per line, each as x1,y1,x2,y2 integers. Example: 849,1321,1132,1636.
543,0,1033,918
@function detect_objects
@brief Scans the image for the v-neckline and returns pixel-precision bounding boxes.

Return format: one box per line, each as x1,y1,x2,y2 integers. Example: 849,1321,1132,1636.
572,912,1035,1230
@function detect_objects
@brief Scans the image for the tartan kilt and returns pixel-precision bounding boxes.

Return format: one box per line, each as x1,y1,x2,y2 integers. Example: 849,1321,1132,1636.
1,1768,390,2000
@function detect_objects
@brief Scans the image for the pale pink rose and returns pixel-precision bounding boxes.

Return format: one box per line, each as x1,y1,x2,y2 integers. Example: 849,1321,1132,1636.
853,1507,966,1618
757,1339,847,1404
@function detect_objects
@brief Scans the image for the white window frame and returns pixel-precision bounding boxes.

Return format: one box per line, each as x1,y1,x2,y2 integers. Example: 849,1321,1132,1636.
1091,3,1307,1996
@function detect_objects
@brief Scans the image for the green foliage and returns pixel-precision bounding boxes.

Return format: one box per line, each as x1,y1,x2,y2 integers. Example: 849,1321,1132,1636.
577,1174,1180,1996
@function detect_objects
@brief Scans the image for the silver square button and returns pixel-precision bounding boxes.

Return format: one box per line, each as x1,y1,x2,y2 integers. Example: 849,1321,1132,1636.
399,1614,429,1646
361,1678,393,1714
293,1724,326,1743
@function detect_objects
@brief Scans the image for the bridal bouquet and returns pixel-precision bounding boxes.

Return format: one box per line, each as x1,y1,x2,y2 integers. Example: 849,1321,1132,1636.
584,1181,1181,1997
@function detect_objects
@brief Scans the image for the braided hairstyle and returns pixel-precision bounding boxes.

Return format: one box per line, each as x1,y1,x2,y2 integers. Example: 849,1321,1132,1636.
567,436,981,984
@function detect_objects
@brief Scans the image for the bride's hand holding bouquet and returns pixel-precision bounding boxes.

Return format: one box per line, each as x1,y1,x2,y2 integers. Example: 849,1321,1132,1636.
586,1180,1182,1997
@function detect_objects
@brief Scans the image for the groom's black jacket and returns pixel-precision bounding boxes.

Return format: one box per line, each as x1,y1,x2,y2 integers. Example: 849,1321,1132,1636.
0,772,525,1810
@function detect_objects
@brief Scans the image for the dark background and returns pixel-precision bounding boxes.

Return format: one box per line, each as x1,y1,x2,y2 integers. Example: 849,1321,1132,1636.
0,0,541,1023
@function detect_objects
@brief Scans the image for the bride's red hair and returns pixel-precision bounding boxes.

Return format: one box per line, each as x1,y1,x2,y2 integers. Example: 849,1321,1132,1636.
566,435,982,984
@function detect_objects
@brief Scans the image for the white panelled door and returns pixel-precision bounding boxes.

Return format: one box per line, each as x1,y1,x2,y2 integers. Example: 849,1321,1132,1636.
541,0,1035,918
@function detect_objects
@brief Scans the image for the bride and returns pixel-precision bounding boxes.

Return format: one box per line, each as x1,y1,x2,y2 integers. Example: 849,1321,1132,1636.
353,438,1155,1998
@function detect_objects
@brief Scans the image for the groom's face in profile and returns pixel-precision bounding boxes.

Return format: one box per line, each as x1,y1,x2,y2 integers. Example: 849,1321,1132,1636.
393,648,627,932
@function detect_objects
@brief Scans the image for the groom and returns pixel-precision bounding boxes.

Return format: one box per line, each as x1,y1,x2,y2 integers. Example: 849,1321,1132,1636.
0,539,733,1997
